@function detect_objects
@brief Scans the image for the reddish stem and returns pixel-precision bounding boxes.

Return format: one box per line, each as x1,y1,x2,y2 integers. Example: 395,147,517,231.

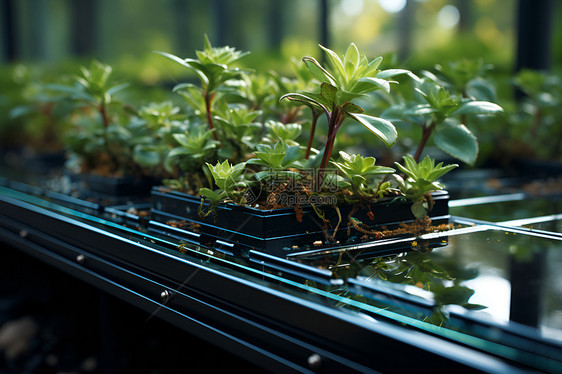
281,106,300,124
316,107,344,190
205,92,218,140
305,111,321,160
413,121,435,162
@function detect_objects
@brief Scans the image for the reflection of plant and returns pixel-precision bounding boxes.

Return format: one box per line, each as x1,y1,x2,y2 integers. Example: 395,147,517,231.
281,43,410,176
371,250,484,325
394,155,457,219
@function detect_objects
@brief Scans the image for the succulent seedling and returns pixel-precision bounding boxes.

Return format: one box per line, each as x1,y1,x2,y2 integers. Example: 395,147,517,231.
394,155,458,219
281,43,410,184
156,35,249,140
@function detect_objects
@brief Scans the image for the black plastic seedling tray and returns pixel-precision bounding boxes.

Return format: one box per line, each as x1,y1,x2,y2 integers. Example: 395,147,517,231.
149,187,450,256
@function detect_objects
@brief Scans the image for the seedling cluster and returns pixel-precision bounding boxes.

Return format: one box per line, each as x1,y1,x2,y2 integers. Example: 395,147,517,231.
20,37,505,225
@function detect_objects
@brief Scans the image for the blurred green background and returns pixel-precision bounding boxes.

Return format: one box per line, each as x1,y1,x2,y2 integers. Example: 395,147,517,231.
1,0,561,169
2,0,561,81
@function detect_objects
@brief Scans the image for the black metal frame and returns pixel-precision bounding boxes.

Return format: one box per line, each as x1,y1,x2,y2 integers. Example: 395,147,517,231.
1,186,560,373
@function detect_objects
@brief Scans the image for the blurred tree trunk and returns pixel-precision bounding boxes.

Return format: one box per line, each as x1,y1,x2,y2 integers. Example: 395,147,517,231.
172,0,190,57
29,0,48,60
268,0,283,49
70,0,97,56
1,0,17,62
456,0,471,33
213,0,227,46
515,0,552,72
398,0,415,62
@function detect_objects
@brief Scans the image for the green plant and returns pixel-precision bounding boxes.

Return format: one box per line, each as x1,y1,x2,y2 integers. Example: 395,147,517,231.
262,121,302,146
46,60,141,175
430,59,496,101
132,101,187,177
6,64,70,153
511,69,562,160
199,160,248,216
151,41,467,228
165,124,219,192
281,43,410,177
246,140,305,182
156,35,249,141
394,155,458,219
331,151,395,198
212,104,263,159
383,68,503,165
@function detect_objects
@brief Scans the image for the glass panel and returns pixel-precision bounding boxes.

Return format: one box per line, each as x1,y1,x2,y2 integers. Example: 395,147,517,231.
2,174,562,371
450,195,562,222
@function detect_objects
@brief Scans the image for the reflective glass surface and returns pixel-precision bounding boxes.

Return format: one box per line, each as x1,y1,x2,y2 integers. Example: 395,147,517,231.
2,167,562,371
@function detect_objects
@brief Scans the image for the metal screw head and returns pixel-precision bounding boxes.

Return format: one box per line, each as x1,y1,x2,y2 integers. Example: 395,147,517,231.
160,290,171,303
307,353,321,370
76,254,85,264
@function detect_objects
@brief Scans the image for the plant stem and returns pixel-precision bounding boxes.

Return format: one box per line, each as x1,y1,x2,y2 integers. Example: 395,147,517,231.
205,92,218,140
315,107,344,190
305,110,321,160
530,107,542,139
98,102,119,173
413,121,436,162
281,106,300,124
319,107,343,170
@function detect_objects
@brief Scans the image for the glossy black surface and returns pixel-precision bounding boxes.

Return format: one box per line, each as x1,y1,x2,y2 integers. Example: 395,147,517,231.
1,165,562,372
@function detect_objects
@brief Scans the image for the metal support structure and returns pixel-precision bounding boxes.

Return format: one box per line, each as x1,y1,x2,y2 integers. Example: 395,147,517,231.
515,0,553,72
70,0,97,56
1,187,553,373
1,0,17,62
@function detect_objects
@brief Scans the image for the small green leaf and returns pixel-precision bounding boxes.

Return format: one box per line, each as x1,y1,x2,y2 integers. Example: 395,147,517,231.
348,113,397,148
434,122,478,165
280,93,328,113
344,43,360,79
376,69,411,79
341,102,364,115
356,77,390,94
199,187,221,201
302,56,336,85
365,56,383,74
282,145,304,166
411,200,428,220
320,82,338,104
453,101,503,115
107,82,130,96
319,45,346,83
